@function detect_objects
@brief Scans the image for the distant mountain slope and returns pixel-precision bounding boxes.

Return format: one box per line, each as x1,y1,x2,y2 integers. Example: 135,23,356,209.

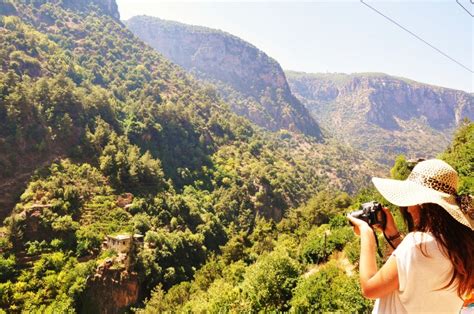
286,71,474,164
125,16,323,140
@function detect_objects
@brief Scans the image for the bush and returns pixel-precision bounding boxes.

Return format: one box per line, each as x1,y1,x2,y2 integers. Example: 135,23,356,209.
291,261,371,312
301,226,354,264
240,251,300,311
343,238,361,265
0,255,16,282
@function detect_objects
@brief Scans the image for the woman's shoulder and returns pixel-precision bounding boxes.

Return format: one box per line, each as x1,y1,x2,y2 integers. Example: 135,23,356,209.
404,231,435,243
395,231,436,253
398,231,447,258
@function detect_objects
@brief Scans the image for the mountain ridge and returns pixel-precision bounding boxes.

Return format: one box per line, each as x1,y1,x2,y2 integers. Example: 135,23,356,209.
286,70,473,164
125,15,323,140
285,70,472,94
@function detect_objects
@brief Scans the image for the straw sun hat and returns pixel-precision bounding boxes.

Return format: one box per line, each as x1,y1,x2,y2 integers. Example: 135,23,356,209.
372,159,474,231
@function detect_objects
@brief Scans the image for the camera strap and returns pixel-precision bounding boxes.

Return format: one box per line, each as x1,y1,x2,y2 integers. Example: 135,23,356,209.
373,230,383,258
383,232,397,250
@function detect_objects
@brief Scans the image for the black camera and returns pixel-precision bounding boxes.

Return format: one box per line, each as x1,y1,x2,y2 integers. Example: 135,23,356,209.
349,201,386,229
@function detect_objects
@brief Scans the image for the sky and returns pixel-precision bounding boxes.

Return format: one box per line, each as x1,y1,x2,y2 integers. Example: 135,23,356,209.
116,0,473,92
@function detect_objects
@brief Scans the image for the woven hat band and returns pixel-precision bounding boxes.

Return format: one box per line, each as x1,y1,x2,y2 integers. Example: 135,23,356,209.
457,195,474,219
408,172,457,196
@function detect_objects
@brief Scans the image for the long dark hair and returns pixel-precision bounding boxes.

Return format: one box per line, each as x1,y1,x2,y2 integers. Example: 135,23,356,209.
401,203,474,297
399,207,413,232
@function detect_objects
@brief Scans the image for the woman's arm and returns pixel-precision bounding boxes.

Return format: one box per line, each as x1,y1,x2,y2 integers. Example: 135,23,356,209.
347,215,400,299
379,207,403,253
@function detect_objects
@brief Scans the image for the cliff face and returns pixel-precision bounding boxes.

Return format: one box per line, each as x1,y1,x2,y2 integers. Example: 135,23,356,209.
286,72,474,164
125,16,323,140
81,268,141,313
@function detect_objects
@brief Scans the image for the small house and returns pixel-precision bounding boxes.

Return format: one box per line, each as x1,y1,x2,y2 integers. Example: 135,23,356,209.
103,233,144,254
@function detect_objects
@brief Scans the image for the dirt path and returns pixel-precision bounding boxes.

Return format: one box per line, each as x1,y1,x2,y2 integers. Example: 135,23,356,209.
302,251,356,278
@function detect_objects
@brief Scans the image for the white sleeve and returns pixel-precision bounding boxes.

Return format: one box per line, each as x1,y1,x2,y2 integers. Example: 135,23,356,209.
392,233,417,293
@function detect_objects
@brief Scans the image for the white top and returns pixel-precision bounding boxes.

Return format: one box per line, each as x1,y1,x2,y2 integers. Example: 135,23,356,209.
373,232,463,314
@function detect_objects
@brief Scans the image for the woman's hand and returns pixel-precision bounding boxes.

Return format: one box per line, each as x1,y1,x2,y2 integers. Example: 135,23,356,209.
347,214,372,236
348,211,400,299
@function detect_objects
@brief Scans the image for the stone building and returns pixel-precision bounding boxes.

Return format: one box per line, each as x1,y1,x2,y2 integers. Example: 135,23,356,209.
102,233,144,269
104,234,144,254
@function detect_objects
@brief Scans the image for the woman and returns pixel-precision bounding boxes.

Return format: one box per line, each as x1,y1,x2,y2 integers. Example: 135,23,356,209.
347,159,473,313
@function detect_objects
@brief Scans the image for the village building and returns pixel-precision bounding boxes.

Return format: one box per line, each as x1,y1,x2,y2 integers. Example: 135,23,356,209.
102,233,144,268
104,233,144,253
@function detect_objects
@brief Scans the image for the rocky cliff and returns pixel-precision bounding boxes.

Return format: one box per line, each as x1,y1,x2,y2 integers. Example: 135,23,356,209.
125,16,323,140
286,72,473,164
81,268,141,313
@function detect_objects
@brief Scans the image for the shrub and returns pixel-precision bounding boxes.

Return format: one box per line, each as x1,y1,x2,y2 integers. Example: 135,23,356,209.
291,261,371,312
240,251,300,311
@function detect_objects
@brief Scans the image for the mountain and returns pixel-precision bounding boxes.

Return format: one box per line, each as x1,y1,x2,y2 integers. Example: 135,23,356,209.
286,71,474,165
1,0,227,220
0,1,381,312
0,2,377,223
124,16,323,140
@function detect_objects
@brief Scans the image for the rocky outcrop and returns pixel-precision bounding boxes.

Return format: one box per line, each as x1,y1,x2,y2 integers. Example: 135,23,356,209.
286,72,473,164
81,266,141,313
125,16,322,140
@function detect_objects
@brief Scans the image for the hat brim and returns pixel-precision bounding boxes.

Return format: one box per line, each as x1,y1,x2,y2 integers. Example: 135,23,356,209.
372,177,474,231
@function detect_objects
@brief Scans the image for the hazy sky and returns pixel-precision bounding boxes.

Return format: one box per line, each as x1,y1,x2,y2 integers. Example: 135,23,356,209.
116,0,473,92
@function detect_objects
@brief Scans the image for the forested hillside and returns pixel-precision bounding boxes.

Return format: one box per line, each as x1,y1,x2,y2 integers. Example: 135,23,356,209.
125,16,323,139
138,120,474,312
0,0,383,312
286,71,474,165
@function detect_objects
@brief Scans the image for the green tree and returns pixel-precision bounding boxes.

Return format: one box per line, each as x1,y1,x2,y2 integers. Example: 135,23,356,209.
291,261,371,312
0,255,16,282
439,119,474,194
240,251,300,311
390,155,411,180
